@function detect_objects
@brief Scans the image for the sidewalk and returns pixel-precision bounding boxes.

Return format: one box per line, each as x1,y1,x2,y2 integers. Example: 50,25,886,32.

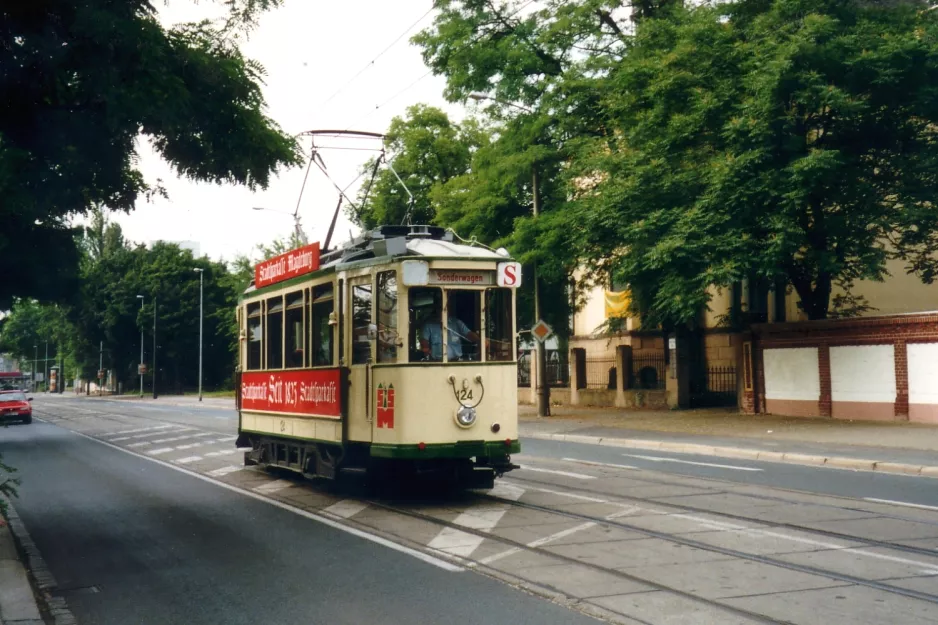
520,405,938,477
0,502,42,625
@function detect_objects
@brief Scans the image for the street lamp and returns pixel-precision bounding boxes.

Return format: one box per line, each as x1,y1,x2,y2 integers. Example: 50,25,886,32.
468,92,550,417
136,295,145,397
33,344,37,392
193,268,204,401
252,206,307,246
153,295,158,400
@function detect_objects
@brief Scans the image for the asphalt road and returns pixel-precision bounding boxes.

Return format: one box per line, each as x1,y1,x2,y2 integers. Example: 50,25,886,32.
1,420,600,625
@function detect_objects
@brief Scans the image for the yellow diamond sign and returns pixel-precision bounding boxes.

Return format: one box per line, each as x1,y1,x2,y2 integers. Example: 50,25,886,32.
532,320,553,343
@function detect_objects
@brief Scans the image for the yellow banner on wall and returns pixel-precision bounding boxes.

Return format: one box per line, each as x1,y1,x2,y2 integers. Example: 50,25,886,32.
604,290,630,319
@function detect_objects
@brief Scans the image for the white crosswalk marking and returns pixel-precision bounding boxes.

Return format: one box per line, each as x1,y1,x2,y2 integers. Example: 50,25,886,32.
428,505,509,558
175,442,204,450
517,465,596,480
147,448,175,456
323,500,370,519
102,425,174,437
479,522,598,565
208,466,242,477
149,434,196,445
253,480,294,494
175,456,202,464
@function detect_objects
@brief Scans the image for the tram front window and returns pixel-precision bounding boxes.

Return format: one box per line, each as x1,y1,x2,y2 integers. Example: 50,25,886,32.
411,288,482,362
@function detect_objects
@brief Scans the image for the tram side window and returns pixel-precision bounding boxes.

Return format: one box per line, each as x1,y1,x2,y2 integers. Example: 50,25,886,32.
284,291,304,369
312,284,334,366
377,271,398,363
351,283,372,364
446,290,482,362
410,287,442,362
246,303,262,370
486,288,514,362
267,296,284,369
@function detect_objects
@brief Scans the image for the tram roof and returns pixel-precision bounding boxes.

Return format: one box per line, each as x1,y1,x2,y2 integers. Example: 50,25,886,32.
241,225,512,298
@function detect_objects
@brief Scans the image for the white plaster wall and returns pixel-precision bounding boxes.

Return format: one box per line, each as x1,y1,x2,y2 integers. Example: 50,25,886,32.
830,345,896,403
763,348,820,401
909,342,938,405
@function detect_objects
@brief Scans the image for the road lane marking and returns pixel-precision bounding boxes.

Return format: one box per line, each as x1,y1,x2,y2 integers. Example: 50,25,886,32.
175,456,202,464
563,457,639,471
428,505,509,558
147,448,175,456
517,465,596,480
486,482,526,501
253,480,294,494
127,442,154,448
323,500,370,519
59,427,463,573
478,521,598,565
207,466,242,477
864,498,938,512
622,453,763,472
102,425,175,437
515,485,608,503
175,442,204,450
149,434,197,445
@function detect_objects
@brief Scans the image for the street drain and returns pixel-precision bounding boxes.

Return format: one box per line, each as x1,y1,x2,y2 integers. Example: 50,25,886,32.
55,585,101,596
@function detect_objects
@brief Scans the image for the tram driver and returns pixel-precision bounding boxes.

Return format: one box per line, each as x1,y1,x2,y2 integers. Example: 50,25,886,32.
412,290,481,361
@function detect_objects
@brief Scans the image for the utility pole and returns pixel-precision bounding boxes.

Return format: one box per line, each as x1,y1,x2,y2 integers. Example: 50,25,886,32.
44,341,48,393
137,295,145,397
33,344,37,392
99,340,103,394
532,169,551,417
193,268,204,401
153,296,158,400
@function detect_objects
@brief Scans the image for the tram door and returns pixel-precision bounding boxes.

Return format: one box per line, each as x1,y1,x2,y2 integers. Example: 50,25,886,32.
347,276,374,442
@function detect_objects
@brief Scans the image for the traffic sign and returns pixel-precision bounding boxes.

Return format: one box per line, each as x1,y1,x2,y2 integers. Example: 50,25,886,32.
138,364,147,375
97,369,105,380
531,320,553,343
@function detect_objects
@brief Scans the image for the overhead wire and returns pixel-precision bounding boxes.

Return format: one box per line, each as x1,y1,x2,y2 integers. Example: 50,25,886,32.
312,5,436,115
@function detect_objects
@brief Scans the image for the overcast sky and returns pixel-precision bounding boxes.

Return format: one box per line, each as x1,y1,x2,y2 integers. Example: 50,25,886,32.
103,0,464,263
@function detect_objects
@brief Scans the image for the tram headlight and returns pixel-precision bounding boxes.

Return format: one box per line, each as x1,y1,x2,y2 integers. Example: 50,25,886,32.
455,406,477,428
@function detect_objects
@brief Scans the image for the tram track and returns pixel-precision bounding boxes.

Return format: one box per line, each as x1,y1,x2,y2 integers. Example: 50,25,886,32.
503,471,938,560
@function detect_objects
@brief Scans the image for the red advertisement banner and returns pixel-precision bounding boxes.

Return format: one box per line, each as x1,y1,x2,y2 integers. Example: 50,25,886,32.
240,369,342,418
254,242,321,289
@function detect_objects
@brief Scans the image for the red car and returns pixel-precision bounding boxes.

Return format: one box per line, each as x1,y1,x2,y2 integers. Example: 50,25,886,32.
0,390,32,424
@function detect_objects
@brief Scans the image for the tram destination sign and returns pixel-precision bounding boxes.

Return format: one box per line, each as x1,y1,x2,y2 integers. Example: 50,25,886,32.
255,242,321,289
429,269,494,286
240,369,341,418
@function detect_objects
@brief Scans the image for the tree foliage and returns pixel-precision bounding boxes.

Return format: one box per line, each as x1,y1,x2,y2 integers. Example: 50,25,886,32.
351,105,488,228
0,0,299,309
564,0,938,323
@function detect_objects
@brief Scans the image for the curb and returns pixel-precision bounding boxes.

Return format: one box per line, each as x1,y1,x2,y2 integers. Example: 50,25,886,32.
522,432,938,478
1,498,77,625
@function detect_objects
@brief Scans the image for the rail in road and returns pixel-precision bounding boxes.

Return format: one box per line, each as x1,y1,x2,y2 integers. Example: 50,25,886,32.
30,398,938,625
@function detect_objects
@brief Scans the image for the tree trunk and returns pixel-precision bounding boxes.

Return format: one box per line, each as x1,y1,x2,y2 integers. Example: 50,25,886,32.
789,272,831,320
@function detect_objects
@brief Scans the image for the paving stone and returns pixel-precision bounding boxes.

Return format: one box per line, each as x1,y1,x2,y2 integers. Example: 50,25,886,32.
542,524,646,547
622,557,850,600
774,547,938,581
350,508,450,546
686,528,863,557
611,484,714,499
487,549,564,573
619,512,759,535
724,584,938,625
593,589,763,625
509,562,652,598
489,521,585,545
737,504,883,525
650,492,789,511
549,538,735,570
882,574,938,594
806,517,938,542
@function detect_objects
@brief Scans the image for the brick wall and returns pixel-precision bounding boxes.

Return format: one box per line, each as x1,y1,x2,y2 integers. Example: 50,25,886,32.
742,312,938,423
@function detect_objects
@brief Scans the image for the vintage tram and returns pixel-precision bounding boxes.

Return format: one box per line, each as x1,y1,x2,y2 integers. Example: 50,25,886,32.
235,225,522,488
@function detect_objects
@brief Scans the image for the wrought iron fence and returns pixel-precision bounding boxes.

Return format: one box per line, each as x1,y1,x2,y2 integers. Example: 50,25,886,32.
584,356,617,390
517,350,569,388
630,352,667,390
690,366,737,407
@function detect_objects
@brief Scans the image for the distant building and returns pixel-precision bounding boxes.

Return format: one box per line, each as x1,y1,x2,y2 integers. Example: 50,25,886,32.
0,353,20,373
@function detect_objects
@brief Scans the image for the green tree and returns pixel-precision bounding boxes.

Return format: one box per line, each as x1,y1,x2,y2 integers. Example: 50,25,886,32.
350,105,488,228
562,0,938,324
0,0,300,309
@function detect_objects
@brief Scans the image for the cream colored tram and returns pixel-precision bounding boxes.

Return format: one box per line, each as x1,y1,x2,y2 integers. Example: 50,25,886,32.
235,225,521,488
